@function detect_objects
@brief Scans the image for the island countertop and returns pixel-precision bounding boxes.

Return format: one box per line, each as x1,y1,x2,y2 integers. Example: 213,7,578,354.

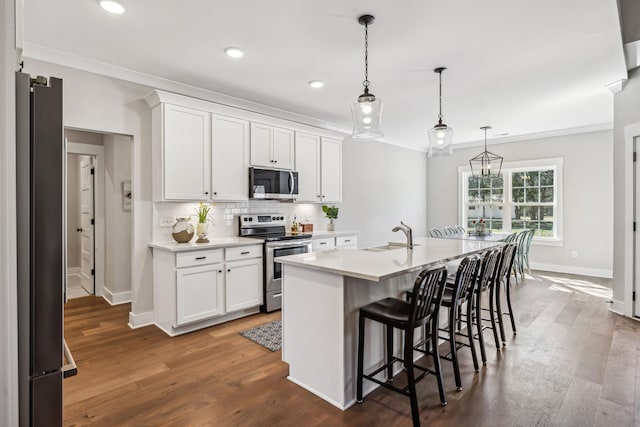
276,236,502,281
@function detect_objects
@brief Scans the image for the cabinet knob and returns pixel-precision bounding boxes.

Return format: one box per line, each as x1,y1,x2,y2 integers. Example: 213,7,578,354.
274,160,278,163
322,195,326,198
227,269,231,272
218,270,222,273
213,192,217,195
204,191,209,195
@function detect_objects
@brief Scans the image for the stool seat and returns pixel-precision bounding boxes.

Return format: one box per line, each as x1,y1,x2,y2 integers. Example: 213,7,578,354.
360,298,412,326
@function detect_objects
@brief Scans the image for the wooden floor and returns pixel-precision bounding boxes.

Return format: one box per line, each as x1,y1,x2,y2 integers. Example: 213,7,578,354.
63,271,640,427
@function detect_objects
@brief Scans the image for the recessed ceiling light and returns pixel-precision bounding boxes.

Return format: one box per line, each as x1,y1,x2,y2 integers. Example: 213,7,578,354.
224,48,244,59
99,0,126,14
308,80,324,89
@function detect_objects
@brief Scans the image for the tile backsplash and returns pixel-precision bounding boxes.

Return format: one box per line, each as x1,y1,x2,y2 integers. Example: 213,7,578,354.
153,201,332,242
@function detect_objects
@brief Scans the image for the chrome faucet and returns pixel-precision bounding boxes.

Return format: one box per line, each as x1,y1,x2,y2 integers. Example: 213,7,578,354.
392,221,413,250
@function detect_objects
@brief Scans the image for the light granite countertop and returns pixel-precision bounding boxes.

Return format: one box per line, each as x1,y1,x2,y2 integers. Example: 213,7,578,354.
148,237,263,252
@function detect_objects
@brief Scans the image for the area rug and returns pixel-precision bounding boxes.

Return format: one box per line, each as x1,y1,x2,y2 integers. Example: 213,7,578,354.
240,320,282,352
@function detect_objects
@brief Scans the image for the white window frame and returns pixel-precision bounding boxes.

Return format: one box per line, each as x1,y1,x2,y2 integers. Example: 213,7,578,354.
458,157,563,246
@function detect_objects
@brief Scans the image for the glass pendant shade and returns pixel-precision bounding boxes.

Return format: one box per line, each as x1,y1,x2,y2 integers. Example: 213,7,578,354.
427,123,453,157
469,126,503,177
351,93,383,140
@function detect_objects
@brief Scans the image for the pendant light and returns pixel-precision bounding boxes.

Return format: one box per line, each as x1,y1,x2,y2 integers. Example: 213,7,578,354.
351,14,383,140
427,67,453,157
469,126,503,177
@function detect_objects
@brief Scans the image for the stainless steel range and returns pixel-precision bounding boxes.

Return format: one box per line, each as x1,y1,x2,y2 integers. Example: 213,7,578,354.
239,214,312,312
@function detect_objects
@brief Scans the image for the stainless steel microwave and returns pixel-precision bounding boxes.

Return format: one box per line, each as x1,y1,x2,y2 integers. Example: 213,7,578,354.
249,167,299,200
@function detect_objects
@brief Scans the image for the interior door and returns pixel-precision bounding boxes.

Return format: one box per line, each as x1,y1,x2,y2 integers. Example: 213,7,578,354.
80,157,95,294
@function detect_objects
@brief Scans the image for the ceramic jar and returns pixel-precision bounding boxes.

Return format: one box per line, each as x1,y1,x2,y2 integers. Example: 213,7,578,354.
172,218,194,243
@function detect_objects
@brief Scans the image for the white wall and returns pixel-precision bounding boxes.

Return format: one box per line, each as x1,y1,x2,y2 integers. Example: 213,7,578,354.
66,153,81,268
613,67,640,311
104,134,132,302
428,130,613,277
1,0,17,423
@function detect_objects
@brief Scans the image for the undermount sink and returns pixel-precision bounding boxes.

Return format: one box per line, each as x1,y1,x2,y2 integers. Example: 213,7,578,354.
363,243,420,252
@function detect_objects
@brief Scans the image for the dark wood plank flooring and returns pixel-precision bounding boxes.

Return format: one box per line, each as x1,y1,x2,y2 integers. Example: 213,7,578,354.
63,271,639,426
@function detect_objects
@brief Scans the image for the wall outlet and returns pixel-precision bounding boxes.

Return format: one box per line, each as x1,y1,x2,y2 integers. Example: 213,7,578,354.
160,216,175,227
571,251,578,258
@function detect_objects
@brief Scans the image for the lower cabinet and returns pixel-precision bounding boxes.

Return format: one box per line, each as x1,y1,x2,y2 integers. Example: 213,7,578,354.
176,263,224,325
225,258,263,312
312,234,358,252
152,244,263,336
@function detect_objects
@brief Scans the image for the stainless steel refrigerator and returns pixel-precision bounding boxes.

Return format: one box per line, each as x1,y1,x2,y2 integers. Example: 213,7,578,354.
16,71,66,427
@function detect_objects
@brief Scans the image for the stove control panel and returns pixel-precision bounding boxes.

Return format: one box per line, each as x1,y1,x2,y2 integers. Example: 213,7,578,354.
240,214,286,227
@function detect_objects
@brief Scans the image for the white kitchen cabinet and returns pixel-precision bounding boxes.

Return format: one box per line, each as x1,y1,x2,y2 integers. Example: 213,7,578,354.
294,133,342,203
336,235,358,249
211,114,250,201
176,263,224,325
312,237,336,252
151,243,263,336
226,257,263,312
160,104,211,200
250,122,294,170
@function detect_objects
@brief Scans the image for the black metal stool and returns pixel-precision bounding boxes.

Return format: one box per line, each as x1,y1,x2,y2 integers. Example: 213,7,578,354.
356,265,448,427
437,256,482,391
492,243,518,345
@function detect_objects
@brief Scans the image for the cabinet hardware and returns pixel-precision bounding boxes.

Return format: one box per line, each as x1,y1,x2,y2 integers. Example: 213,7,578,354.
76,228,82,232
241,251,250,255
213,192,217,195
195,256,206,260
205,191,209,195
345,240,351,243
319,242,326,245
322,195,325,198
227,269,231,272
218,270,222,273
274,160,278,163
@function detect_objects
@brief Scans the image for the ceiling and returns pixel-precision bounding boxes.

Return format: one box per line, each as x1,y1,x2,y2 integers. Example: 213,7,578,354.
23,0,628,151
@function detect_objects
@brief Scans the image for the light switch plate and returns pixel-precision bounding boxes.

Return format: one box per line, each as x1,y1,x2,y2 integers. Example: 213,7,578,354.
160,217,175,227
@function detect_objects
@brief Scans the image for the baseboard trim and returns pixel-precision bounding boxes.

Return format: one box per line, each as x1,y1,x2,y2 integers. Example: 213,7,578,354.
608,299,625,316
530,262,612,279
67,267,81,275
102,287,132,306
286,376,348,411
128,311,154,329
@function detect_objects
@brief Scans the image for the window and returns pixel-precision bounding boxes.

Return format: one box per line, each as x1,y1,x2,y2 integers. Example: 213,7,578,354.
459,158,562,243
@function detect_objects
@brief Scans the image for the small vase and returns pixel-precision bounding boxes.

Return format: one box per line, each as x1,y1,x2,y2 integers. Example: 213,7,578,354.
196,222,209,243
172,218,194,243
327,222,335,232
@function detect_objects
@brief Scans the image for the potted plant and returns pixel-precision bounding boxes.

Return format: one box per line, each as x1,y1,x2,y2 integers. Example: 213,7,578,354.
194,202,212,243
322,205,339,231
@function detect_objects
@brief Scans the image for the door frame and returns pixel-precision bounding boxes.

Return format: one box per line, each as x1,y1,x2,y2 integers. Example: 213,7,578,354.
66,141,105,298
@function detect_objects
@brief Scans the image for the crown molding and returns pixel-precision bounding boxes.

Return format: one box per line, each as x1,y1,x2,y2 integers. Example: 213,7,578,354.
624,40,640,71
21,42,351,136
606,79,627,93
451,123,613,150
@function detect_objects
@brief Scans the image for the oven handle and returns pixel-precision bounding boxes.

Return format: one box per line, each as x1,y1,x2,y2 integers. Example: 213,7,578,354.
272,293,283,298
267,240,312,249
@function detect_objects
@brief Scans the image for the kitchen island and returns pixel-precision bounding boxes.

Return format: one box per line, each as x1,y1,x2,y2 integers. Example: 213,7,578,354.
277,236,502,410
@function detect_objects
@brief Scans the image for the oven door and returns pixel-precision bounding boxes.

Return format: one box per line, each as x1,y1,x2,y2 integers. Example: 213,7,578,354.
264,240,311,312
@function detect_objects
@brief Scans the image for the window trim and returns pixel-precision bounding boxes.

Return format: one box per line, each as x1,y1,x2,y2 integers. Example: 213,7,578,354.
457,157,563,246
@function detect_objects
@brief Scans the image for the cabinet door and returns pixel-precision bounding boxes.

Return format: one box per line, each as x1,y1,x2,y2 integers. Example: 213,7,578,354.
320,137,342,203
211,114,249,201
294,132,320,202
272,127,295,170
250,122,273,168
225,258,263,312
163,104,211,200
176,264,224,325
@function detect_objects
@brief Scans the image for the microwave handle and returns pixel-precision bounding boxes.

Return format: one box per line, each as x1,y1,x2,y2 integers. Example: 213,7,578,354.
289,171,294,195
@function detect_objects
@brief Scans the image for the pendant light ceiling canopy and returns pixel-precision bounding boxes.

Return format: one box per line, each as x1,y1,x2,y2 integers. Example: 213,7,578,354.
427,67,453,157
351,14,383,141
469,126,503,178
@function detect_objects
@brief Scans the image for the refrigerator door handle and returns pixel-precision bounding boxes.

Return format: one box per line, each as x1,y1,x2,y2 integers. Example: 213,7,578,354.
62,339,77,379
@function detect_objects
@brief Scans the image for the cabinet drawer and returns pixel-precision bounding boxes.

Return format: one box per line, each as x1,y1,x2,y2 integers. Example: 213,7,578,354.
225,245,263,261
312,237,335,252
336,235,358,248
175,249,223,268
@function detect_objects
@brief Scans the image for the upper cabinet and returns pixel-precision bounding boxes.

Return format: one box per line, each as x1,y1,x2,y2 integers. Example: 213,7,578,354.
295,133,342,203
160,104,211,201
146,90,343,203
250,123,294,170
211,114,249,201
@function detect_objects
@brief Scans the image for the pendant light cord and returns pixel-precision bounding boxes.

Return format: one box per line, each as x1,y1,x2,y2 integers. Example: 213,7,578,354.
438,71,443,123
363,22,370,91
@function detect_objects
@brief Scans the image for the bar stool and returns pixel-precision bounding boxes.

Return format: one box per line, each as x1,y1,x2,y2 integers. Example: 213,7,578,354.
470,248,502,363
492,243,518,345
356,265,448,427
436,256,482,391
